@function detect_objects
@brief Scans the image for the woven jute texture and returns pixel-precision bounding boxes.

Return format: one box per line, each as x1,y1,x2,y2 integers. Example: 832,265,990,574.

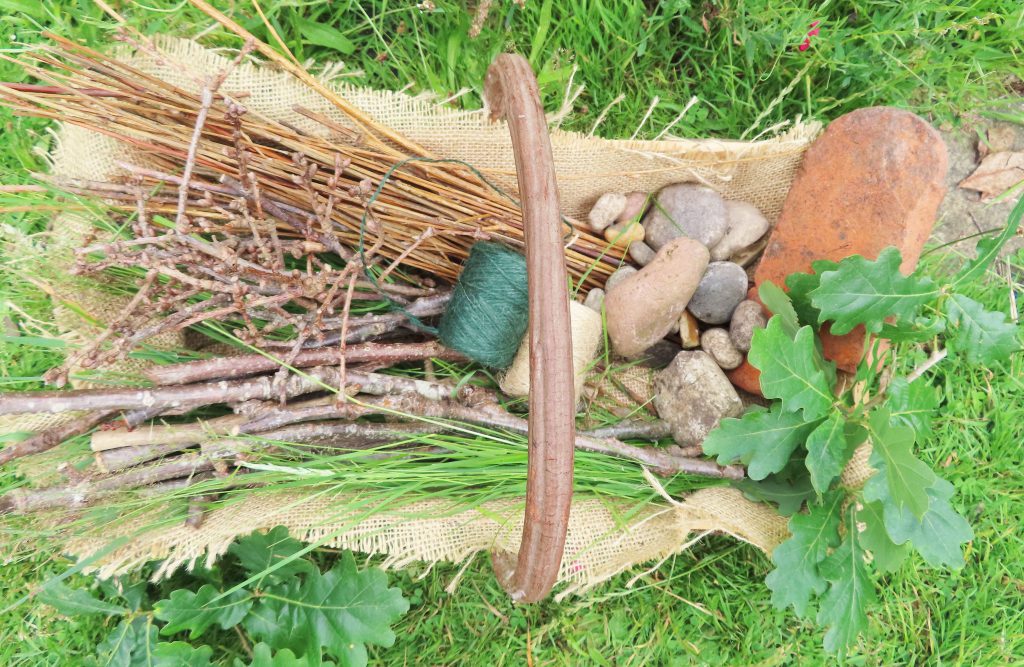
3,38,820,594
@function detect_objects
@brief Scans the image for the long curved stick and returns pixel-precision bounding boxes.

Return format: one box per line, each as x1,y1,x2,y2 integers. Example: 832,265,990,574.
484,54,576,603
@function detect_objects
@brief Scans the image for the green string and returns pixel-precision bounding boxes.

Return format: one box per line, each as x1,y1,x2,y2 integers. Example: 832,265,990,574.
436,241,529,369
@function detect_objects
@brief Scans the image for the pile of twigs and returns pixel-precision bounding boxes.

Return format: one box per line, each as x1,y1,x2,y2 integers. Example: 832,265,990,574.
0,341,741,518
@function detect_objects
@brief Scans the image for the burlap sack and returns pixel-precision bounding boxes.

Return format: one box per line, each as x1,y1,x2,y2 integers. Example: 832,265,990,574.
1,38,820,594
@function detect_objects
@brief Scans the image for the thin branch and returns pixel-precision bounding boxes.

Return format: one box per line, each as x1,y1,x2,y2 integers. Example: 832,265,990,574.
0,454,216,514
0,410,118,465
96,420,451,472
2,365,489,417
335,394,743,480
583,420,672,441
176,85,214,232
185,493,218,529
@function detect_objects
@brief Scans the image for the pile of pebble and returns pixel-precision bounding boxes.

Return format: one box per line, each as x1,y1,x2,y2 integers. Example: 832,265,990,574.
582,183,770,447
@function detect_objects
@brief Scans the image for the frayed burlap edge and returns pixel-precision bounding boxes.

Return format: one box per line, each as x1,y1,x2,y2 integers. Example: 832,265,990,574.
66,486,788,600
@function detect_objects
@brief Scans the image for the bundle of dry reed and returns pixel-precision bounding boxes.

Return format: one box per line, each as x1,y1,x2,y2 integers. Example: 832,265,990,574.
0,28,622,279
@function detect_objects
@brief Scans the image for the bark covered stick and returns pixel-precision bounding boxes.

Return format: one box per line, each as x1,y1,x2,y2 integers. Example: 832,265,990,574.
584,420,673,442
1,365,477,416
185,493,219,529
145,340,463,386
338,394,743,479
97,410,674,472
0,406,171,466
0,409,119,465
96,420,451,472
0,454,216,514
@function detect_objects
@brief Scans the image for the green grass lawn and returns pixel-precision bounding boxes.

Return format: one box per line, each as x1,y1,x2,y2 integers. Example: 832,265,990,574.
1,1,1023,664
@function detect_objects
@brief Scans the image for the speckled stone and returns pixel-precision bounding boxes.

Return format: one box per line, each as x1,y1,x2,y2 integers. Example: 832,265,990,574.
642,183,727,250
588,192,627,232
583,288,605,313
687,261,748,324
654,350,743,446
605,266,637,293
729,300,768,352
712,201,770,261
617,191,650,223
700,328,743,370
628,241,657,266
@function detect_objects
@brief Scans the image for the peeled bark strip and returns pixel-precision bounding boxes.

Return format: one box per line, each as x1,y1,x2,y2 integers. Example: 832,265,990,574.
96,442,200,473
96,421,451,472
484,53,577,604
91,414,248,452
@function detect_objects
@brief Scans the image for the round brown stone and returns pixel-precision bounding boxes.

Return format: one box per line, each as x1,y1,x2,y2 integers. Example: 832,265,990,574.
604,238,710,358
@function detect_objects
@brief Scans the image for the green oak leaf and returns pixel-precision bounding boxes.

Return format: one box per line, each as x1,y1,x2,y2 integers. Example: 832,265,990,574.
97,576,149,611
90,616,159,667
748,319,835,419
154,585,253,639
785,259,840,326
37,580,128,617
878,314,946,342
953,195,1023,287
864,408,935,519
886,377,938,441
817,505,877,654
805,413,850,494
876,478,973,568
810,247,939,335
944,294,1019,366
844,420,869,452
765,491,844,618
229,526,317,584
245,552,408,667
858,501,910,574
152,642,214,666
732,462,816,516
758,281,800,337
234,643,332,667
704,405,821,480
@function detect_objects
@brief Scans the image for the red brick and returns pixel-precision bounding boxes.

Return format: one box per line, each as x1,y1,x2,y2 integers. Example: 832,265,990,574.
754,107,947,371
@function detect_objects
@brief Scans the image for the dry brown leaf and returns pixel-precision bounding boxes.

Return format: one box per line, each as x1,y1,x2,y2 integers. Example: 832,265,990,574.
959,150,1024,200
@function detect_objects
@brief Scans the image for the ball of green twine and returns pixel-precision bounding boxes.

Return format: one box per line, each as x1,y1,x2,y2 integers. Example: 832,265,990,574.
438,242,529,369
